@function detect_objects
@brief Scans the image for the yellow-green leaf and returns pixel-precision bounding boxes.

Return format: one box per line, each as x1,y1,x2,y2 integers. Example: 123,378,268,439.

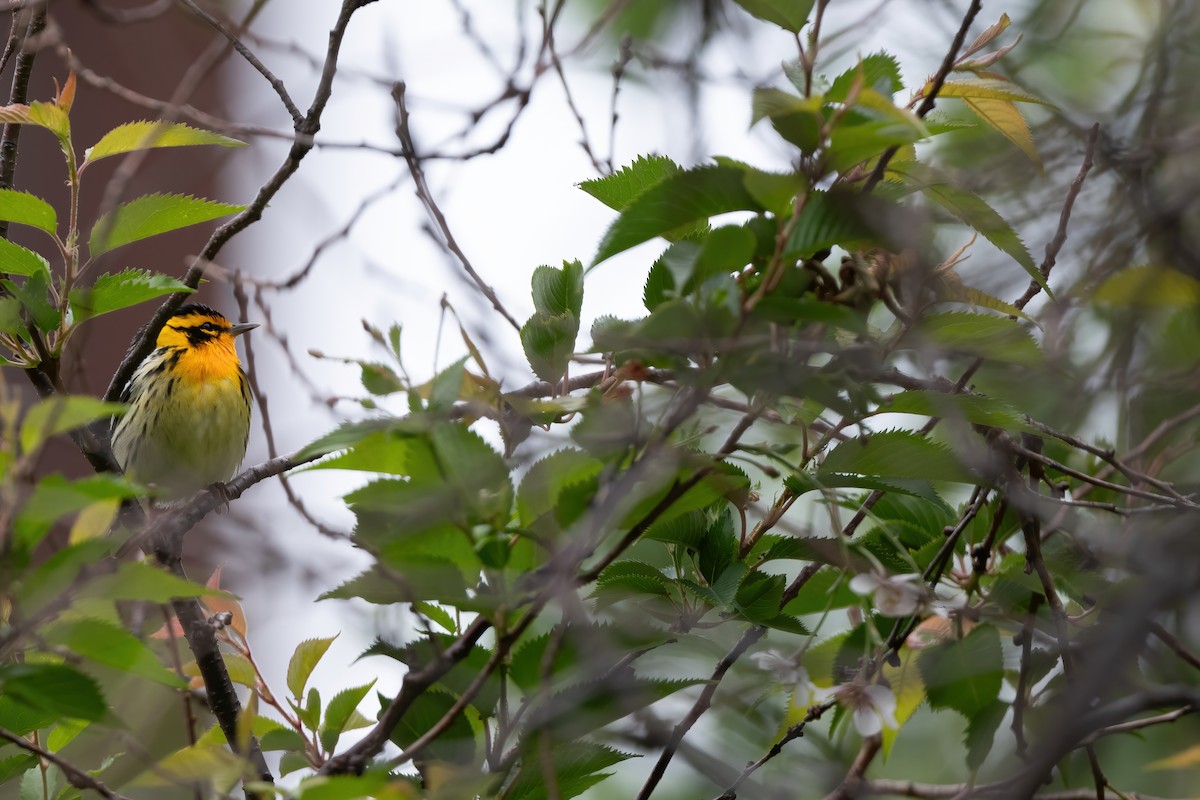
83,121,246,168
1094,265,1200,308
963,98,1041,171
20,396,126,454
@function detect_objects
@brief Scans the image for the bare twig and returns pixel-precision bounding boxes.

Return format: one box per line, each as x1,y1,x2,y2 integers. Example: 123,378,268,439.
0,726,133,800
391,82,523,332
178,0,303,124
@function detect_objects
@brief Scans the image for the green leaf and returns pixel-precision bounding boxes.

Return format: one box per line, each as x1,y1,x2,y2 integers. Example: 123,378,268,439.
914,311,1042,365
731,0,815,32
578,154,680,211
130,744,245,790
936,281,1036,323
751,88,823,153
828,52,904,101
965,698,1007,770
784,190,888,257
0,237,49,277
295,774,391,800
83,121,246,166
83,561,225,603
14,476,134,556
88,193,244,258
879,390,1033,432
386,689,475,764
0,663,106,722
888,161,1043,292
4,270,59,333
0,188,56,234
0,754,37,784
318,680,376,753
70,269,194,321
916,624,1002,717
592,165,763,266
532,260,584,319
821,429,971,483
1093,265,1200,308
44,617,186,688
521,312,578,383
20,396,125,454
507,741,636,800
595,561,670,599
516,447,604,530
287,635,339,699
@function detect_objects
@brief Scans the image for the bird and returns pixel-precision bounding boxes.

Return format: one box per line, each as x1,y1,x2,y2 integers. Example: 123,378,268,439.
111,303,257,504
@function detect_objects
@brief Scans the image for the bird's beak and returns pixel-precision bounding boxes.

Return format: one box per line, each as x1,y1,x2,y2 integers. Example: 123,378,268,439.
228,322,259,337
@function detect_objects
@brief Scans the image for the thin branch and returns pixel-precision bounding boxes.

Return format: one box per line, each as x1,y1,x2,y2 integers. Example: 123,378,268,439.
178,0,304,125
634,626,766,800
0,727,134,799
713,700,837,799
862,0,983,191
392,81,523,332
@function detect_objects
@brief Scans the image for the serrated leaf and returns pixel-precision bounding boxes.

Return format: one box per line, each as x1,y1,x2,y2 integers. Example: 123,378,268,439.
829,52,904,101
963,98,1041,171
0,663,106,722
915,311,1042,365
821,429,971,483
516,447,604,529
83,561,225,603
521,312,578,383
879,390,1033,432
44,617,186,688
0,188,55,235
731,0,814,32
532,260,584,319
3,270,59,333
888,161,1044,292
19,396,125,454
784,190,888,258
592,165,763,266
507,741,637,800
932,77,1052,105
88,193,244,258
916,624,1002,718
1094,265,1200,308
579,154,680,211
0,237,49,277
70,269,194,320
287,635,338,699
318,680,376,753
386,689,475,765
936,281,1036,323
83,121,246,167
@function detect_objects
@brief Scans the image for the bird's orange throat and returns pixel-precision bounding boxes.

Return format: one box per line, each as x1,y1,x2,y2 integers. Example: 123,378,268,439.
173,339,244,386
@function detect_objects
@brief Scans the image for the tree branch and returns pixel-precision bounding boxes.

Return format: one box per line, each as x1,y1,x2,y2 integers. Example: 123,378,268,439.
0,726,134,800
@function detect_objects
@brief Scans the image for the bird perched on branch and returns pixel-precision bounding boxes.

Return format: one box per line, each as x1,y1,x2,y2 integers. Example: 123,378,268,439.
111,304,257,504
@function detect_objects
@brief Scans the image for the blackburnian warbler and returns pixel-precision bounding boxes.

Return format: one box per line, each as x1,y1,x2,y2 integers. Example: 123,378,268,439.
111,304,257,503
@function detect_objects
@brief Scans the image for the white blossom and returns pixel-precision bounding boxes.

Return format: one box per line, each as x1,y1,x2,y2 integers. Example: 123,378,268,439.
836,682,899,737
849,571,926,616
